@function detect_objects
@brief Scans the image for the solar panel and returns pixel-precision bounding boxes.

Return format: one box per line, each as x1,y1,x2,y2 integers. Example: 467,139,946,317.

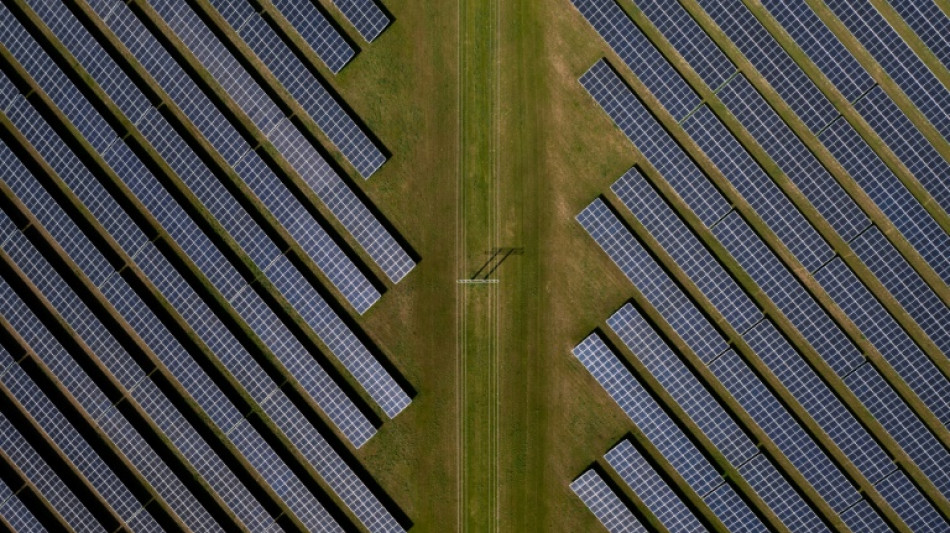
824,0,950,141
627,0,734,88
703,483,768,533
231,149,381,310
605,440,707,533
270,0,356,73
95,402,220,531
330,0,391,43
27,0,152,122
0,410,99,529
681,106,831,272
758,0,873,102
571,469,646,533
580,60,730,226
264,390,404,532
607,304,755,464
739,454,830,532
850,228,950,359
693,0,837,131
819,116,950,285
1,363,143,523
718,75,869,242
578,199,728,360
887,0,950,70
573,334,721,495
876,471,946,533
839,499,890,533
570,0,700,119
237,13,387,178
712,213,863,376
267,119,415,283
0,6,116,153
225,417,344,533
854,87,950,225
0,483,45,532
231,279,377,447
265,255,410,417
5,96,150,258
711,350,858,511
845,364,950,499
0,277,113,418
815,258,950,426
744,321,893,484
612,167,761,331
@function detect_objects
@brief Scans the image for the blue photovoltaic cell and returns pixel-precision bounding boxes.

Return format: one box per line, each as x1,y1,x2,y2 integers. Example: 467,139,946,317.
888,0,950,70
580,60,729,226
845,364,950,499
825,0,950,141
612,167,761,331
265,255,410,417
704,483,767,533
839,499,890,533
851,227,950,358
0,411,100,530
632,0,734,88
573,334,721,495
578,199,729,360
570,0,699,119
571,469,646,533
711,212,863,375
718,76,869,242
331,0,390,43
607,304,756,464
682,106,831,272
605,440,707,533
744,321,894,484
815,258,950,426
271,0,355,73
819,116,950,285
758,0,873,102
876,471,946,533
711,351,858,512
739,454,830,532
694,0,837,131
855,87,950,222
237,14,387,178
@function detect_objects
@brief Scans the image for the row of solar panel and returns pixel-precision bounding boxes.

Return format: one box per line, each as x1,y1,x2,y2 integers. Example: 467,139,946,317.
575,58,950,528
574,0,950,280
0,4,409,533
0,124,404,531
4,0,411,416
571,0,950,427
576,197,948,527
574,0,950,415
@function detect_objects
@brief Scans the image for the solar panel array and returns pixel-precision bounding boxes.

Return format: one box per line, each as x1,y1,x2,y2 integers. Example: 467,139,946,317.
570,0,950,530
0,0,411,530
